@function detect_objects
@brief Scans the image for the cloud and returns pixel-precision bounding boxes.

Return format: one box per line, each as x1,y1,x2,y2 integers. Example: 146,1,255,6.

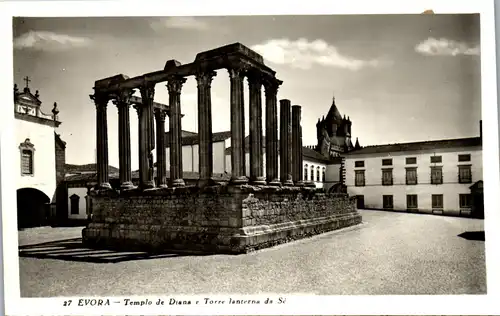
150,17,210,32
415,37,480,56
251,38,384,71
14,30,91,51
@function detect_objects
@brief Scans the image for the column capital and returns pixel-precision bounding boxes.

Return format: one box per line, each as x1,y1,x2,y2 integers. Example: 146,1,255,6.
227,64,248,80
264,77,283,95
195,70,217,88
90,93,109,110
112,89,134,107
166,76,187,94
154,107,168,122
133,103,142,115
247,71,264,85
139,83,155,101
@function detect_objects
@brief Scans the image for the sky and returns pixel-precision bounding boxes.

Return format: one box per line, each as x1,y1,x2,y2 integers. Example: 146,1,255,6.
12,15,481,170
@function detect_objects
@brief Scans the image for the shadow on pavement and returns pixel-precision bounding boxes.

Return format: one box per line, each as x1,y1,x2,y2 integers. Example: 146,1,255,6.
19,237,211,263
457,231,485,241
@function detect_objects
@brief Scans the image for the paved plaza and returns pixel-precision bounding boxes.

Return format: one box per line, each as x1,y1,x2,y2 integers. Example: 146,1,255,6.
18,210,486,297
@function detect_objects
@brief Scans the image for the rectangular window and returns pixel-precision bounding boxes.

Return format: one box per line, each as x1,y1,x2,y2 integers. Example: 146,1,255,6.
355,170,365,187
458,154,471,162
21,150,33,175
459,194,472,208
432,194,444,209
430,166,443,184
406,157,417,164
383,195,394,209
407,195,418,209
430,156,442,163
382,169,393,185
355,161,364,168
382,158,392,166
458,165,472,183
406,167,418,185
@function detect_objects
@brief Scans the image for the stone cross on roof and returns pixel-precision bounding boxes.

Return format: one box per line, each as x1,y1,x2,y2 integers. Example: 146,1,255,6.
23,76,31,88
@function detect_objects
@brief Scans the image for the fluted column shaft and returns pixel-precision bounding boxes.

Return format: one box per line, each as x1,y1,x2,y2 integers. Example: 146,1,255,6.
114,90,134,190
92,94,112,190
167,76,187,187
248,73,266,185
292,105,304,186
138,84,156,189
280,99,293,186
228,66,248,184
154,108,168,187
265,78,281,186
196,70,217,187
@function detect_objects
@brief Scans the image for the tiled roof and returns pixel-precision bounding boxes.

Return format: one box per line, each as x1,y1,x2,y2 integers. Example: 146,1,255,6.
165,131,231,147
346,137,481,155
303,147,331,163
65,163,119,174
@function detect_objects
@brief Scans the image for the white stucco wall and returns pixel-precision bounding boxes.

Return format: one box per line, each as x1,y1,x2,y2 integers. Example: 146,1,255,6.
345,146,482,214
166,140,225,174
15,119,57,201
213,141,226,174
67,187,88,219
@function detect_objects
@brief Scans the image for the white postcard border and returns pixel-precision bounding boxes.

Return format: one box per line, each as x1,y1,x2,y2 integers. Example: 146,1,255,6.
1,0,499,315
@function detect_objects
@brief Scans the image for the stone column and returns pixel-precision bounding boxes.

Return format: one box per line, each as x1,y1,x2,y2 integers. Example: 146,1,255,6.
154,108,168,188
264,78,281,186
279,99,293,186
248,72,266,185
167,76,187,187
91,94,112,190
113,90,135,190
292,105,304,186
138,84,156,189
196,70,217,187
228,66,248,184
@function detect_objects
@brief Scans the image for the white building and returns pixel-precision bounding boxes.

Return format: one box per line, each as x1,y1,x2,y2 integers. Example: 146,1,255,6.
345,125,483,217
164,132,339,189
64,164,119,223
14,79,66,228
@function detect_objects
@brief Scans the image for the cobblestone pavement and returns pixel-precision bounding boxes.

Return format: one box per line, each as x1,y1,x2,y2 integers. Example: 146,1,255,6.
18,210,486,297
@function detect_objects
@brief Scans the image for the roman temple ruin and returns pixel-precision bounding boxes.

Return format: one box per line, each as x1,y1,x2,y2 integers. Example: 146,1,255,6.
82,43,362,254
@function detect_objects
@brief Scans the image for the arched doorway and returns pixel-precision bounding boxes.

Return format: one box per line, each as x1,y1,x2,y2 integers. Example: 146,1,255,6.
17,188,51,229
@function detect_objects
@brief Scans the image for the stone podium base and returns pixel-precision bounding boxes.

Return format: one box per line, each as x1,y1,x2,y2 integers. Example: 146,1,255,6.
82,185,362,254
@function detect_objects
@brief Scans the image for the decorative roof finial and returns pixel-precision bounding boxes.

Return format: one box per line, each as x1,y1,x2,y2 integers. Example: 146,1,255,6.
52,102,59,117
35,90,40,99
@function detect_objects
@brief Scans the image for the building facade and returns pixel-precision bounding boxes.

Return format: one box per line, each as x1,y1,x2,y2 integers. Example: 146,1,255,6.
14,79,66,228
345,131,483,217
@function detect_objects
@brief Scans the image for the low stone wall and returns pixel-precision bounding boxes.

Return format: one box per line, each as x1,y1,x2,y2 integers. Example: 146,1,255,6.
82,185,362,254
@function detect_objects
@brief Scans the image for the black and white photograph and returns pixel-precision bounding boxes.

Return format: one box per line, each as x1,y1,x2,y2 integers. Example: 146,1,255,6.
1,1,500,315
